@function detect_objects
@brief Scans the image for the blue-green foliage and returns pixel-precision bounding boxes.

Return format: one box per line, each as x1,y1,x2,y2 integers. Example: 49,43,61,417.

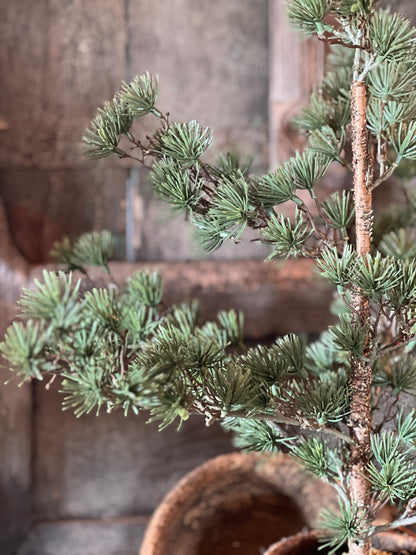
5,1,416,551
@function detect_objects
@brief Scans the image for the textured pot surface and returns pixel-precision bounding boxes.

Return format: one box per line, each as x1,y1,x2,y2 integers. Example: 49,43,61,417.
140,452,337,555
264,530,322,555
266,529,416,555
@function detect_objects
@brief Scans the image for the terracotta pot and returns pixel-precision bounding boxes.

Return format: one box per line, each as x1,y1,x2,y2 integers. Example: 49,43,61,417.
140,452,337,555
265,529,416,555
264,530,323,555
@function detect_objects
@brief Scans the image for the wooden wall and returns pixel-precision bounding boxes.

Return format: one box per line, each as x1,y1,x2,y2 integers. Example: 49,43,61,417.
1,1,269,553
0,0,269,265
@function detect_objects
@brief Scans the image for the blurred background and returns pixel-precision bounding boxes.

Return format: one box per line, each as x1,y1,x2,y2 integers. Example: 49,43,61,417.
1,1,415,554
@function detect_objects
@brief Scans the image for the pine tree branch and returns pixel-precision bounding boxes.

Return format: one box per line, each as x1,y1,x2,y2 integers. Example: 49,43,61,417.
197,408,352,443
317,34,366,51
370,162,399,192
375,334,416,358
372,499,416,536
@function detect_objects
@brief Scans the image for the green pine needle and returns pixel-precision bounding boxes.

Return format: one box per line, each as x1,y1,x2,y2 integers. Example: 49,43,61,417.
321,68,352,102
391,121,416,161
305,332,341,374
379,228,416,260
309,125,346,162
286,150,332,198
52,232,114,274
0,320,51,380
153,120,213,164
191,214,227,254
318,500,368,555
333,0,374,16
291,437,340,480
291,372,350,425
329,315,369,358
224,418,293,453
61,364,110,417
287,0,333,36
127,270,163,307
82,102,127,159
369,10,416,63
18,271,82,328
145,380,194,431
385,259,416,308
150,158,203,212
373,356,416,395
261,210,312,260
84,288,123,333
295,93,350,134
165,301,199,337
322,190,355,231
118,72,158,117
75,231,114,273
317,245,356,288
396,409,416,447
367,97,416,135
211,361,267,414
276,334,307,375
351,253,400,299
368,61,416,103
368,431,416,502
208,172,251,241
207,152,252,180
239,344,289,386
254,165,298,208
217,309,244,346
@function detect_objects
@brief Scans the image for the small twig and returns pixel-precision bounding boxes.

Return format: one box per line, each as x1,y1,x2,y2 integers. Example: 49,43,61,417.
221,410,352,443
317,34,366,51
375,335,416,358
370,163,399,192
372,511,416,536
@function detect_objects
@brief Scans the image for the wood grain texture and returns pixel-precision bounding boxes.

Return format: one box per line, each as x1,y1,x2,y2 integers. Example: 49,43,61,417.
0,200,32,553
2,1,415,553
269,0,324,167
127,0,269,146
0,0,271,264
0,166,127,263
0,0,129,266
32,384,233,520
0,309,32,555
18,517,148,555
0,0,127,169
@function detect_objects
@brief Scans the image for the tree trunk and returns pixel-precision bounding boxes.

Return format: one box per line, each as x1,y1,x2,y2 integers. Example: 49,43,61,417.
348,81,373,555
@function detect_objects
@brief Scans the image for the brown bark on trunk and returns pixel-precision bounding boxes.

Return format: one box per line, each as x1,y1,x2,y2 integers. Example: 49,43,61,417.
348,81,373,555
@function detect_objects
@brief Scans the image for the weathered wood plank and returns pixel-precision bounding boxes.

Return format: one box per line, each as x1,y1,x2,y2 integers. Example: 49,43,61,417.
0,167,127,263
0,305,32,555
122,0,271,261
386,0,416,18
269,0,324,167
0,0,127,169
18,517,148,555
0,202,32,554
32,385,233,520
127,0,269,173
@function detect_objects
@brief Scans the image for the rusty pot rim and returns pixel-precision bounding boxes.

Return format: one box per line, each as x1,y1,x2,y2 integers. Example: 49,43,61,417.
264,529,319,554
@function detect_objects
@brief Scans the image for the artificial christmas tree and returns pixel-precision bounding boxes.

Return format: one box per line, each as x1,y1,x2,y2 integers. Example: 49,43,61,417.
3,1,416,553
